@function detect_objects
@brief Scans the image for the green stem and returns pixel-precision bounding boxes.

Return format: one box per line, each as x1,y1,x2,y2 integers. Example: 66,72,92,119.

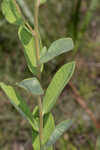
34,0,43,148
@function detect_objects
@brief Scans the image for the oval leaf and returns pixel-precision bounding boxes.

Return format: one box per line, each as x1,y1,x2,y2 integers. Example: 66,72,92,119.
43,62,75,114
0,82,38,131
17,78,44,95
43,119,73,149
18,24,37,75
39,38,74,64
32,112,55,150
2,0,23,25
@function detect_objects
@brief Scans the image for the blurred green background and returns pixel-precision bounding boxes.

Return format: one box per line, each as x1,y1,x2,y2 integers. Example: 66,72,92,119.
0,0,100,149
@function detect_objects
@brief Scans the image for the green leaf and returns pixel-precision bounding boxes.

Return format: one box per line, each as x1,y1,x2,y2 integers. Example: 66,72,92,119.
43,62,75,114
39,38,74,64
32,113,55,150
43,120,73,149
0,82,38,131
17,78,44,95
18,24,37,75
2,0,23,25
96,136,100,150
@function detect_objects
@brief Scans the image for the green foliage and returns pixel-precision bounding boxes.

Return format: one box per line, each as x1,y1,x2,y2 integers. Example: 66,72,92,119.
17,78,44,95
42,120,74,149
2,0,23,25
40,38,74,64
43,62,75,114
1,0,76,149
18,24,38,75
0,82,38,131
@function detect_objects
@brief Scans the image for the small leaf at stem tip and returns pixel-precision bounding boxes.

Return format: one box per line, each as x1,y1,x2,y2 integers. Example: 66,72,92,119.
39,38,74,64
43,61,75,114
16,78,44,95
42,119,74,149
0,82,38,131
2,0,24,25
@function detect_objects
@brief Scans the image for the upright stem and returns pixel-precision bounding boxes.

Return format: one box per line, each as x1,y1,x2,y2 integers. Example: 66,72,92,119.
33,0,43,148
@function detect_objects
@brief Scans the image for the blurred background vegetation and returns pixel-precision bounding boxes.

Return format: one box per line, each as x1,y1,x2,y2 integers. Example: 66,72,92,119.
0,0,100,149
